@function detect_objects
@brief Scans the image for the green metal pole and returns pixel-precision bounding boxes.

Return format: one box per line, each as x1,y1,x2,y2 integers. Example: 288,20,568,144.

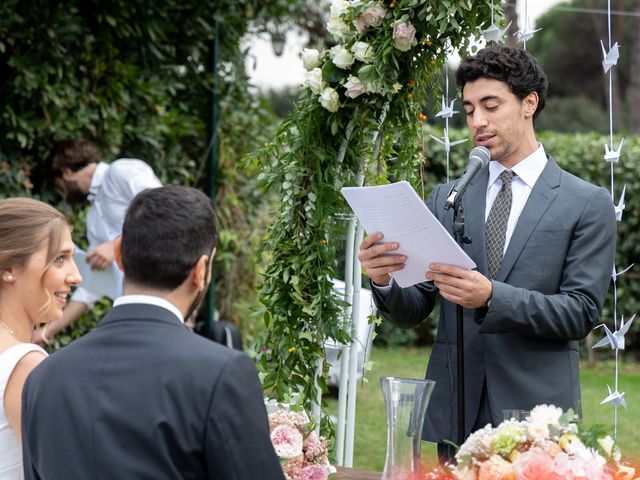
204,17,220,338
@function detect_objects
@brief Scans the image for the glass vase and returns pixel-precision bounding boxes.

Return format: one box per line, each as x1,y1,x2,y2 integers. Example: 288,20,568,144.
380,377,435,480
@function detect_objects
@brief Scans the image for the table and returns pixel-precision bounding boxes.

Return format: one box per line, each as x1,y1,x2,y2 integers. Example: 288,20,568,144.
335,466,380,479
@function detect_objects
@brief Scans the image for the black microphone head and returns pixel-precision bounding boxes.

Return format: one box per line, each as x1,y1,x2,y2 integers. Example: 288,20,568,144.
469,146,491,167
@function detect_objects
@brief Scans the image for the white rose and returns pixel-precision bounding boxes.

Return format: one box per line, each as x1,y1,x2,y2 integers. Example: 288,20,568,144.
330,0,351,17
301,48,322,70
319,87,340,112
344,75,367,99
305,68,326,95
392,21,416,52
392,82,402,93
351,41,373,63
330,45,355,69
327,15,350,40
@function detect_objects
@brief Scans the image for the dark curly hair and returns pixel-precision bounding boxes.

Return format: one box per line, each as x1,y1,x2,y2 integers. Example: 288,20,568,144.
456,45,548,120
50,139,101,173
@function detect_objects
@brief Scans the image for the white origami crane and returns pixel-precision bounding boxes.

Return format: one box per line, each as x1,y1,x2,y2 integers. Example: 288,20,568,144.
612,263,634,282
604,138,624,163
614,185,626,221
600,40,620,73
515,22,542,43
601,385,627,409
435,97,458,119
593,314,636,351
430,129,467,152
483,21,512,43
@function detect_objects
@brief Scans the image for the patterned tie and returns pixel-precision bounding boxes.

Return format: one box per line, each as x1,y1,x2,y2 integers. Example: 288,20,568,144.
485,170,514,279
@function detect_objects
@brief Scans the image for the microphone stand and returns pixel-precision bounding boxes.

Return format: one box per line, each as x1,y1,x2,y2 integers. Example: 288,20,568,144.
447,192,470,448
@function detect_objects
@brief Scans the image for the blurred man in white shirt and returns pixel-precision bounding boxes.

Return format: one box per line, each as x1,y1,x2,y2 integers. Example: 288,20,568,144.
32,139,162,344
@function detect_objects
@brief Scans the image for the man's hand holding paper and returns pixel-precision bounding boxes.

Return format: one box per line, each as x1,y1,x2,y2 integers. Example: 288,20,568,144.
357,232,406,287
342,181,476,288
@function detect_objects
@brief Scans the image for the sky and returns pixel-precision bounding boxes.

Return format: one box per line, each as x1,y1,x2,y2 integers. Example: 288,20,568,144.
246,0,569,90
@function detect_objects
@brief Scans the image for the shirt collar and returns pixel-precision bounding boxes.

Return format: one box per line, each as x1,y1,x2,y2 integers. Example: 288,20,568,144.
488,144,547,188
113,294,185,323
88,162,110,201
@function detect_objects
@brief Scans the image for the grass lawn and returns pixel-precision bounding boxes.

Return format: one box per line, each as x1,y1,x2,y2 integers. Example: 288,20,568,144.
326,346,640,472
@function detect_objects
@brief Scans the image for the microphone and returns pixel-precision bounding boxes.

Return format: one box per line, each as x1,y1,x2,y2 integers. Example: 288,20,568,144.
444,146,491,210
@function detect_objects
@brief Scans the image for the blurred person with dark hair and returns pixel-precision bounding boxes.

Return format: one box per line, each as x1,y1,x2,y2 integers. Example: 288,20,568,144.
32,139,161,344
22,186,285,480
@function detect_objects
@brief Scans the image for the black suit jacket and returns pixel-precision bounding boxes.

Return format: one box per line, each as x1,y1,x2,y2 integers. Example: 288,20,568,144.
22,304,285,480
373,157,616,443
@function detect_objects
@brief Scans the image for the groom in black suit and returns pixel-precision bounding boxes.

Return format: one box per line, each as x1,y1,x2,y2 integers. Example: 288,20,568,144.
22,186,285,479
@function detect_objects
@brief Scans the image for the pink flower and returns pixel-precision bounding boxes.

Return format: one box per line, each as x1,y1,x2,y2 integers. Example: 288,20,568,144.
513,448,561,480
284,459,305,480
302,464,329,480
392,21,416,52
477,455,514,480
271,425,304,459
303,433,328,463
353,3,386,33
552,452,611,480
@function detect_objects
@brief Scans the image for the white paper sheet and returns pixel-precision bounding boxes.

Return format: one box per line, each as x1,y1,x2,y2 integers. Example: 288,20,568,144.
341,181,476,288
73,247,123,300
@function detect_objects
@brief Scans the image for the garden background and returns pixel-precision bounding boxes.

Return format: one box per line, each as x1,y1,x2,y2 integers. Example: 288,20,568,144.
1,0,639,465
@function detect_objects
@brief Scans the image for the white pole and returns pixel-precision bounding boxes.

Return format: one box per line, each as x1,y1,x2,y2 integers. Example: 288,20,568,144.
344,223,364,467
335,213,357,465
312,355,324,436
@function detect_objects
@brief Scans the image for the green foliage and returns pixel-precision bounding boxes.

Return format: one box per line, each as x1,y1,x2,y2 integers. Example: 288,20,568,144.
0,0,321,344
372,319,418,347
527,0,639,132
536,96,609,134
253,0,493,419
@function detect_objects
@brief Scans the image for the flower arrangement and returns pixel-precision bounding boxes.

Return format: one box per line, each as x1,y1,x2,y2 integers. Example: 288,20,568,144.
254,0,492,427
267,402,336,480
450,405,638,480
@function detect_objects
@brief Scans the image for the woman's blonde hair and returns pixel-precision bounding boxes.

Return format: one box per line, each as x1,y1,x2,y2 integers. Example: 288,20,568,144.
0,198,70,315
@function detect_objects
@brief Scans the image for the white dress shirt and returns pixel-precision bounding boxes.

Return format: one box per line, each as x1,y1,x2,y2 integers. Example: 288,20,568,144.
374,144,548,292
113,294,184,323
72,160,162,307
485,144,548,254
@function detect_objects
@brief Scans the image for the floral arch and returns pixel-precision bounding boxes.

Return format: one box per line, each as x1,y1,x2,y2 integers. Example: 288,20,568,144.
254,0,492,429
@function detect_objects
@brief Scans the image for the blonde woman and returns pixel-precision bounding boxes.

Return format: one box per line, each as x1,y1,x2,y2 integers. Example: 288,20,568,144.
0,198,81,479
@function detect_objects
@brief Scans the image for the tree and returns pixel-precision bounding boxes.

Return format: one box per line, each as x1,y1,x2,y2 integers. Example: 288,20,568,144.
528,0,640,133
0,0,322,343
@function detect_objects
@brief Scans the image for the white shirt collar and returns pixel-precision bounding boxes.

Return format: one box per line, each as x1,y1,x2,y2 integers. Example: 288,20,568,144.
88,162,110,201
488,144,547,188
113,294,184,323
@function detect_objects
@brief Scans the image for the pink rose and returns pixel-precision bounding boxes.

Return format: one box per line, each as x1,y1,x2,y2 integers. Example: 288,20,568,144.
302,464,329,480
513,448,561,480
392,21,416,52
271,425,304,459
353,2,386,33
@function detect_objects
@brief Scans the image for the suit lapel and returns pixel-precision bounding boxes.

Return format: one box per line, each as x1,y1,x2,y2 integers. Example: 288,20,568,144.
462,166,490,275
496,157,562,281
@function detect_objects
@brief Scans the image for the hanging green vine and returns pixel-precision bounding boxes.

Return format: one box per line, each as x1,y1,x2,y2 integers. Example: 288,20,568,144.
253,0,493,418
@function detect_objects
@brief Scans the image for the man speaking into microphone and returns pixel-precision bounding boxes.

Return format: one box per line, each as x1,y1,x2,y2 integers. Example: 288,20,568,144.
359,45,616,461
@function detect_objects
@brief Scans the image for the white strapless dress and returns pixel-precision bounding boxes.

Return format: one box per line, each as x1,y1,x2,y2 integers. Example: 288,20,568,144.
0,343,47,480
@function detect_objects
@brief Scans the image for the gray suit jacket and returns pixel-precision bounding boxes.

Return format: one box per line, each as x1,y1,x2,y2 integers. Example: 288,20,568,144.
373,157,616,443
22,304,285,480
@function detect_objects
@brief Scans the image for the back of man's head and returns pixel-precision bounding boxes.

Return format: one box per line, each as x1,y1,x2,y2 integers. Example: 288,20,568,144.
456,44,548,119
50,139,101,172
121,186,217,290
